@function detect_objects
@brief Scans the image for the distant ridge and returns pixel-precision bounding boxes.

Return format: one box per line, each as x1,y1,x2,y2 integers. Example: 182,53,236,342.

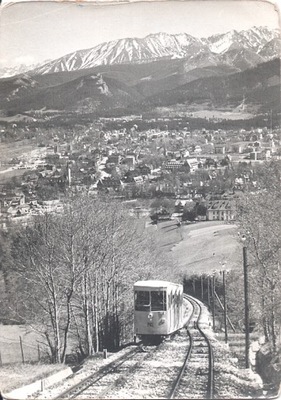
0,26,279,117
20,26,281,77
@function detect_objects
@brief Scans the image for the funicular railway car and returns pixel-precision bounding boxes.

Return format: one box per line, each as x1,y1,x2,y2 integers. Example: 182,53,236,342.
134,280,183,342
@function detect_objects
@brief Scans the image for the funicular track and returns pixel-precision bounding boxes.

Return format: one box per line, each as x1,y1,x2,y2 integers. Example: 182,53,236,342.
53,294,214,399
54,344,162,399
53,346,142,399
169,294,214,399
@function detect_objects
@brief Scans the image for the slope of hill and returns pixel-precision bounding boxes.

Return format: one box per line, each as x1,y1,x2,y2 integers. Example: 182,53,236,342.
0,56,279,116
139,58,281,112
258,37,281,59
1,73,144,114
0,58,237,112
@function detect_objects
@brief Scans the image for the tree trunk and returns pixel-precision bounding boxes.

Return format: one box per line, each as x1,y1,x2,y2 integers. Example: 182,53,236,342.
270,289,277,353
71,304,85,358
61,291,72,363
114,280,120,349
52,295,61,363
261,291,269,342
84,273,93,356
92,269,99,353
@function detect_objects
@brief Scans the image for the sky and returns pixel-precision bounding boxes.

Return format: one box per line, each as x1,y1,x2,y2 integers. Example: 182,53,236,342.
0,0,280,69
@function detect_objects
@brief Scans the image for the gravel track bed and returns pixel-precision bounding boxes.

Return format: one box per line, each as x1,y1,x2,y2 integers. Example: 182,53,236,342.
103,330,190,399
173,298,212,399
176,329,209,399
33,346,140,399
190,300,264,399
74,348,159,399
33,298,263,399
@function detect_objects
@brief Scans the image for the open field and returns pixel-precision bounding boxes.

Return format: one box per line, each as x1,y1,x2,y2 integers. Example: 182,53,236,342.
173,221,241,274
0,363,65,393
0,115,37,124
0,325,42,365
0,325,66,394
153,220,241,275
0,140,47,183
154,104,258,120
0,140,35,165
189,109,254,120
0,168,27,184
0,324,78,392
152,220,183,251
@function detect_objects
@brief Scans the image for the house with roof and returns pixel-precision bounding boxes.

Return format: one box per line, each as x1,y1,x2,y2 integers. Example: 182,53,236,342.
123,155,136,167
194,145,202,155
164,160,186,170
97,177,124,191
206,199,236,221
133,176,144,185
106,154,122,166
214,144,226,154
0,193,26,219
7,203,30,218
138,164,151,176
186,158,199,172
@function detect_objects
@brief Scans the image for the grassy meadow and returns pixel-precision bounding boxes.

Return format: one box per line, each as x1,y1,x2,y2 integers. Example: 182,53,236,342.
154,219,241,275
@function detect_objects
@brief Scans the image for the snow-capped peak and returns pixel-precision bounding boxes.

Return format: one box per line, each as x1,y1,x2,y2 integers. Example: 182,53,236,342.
16,27,281,76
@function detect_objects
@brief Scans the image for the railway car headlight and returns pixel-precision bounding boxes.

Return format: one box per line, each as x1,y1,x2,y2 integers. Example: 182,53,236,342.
159,318,166,325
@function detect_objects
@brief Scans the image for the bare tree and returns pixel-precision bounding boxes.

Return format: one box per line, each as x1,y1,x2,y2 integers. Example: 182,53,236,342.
12,206,87,362
7,194,179,361
237,161,281,352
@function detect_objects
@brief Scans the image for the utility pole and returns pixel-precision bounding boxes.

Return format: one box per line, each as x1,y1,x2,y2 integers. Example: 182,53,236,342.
222,270,228,344
212,275,215,331
243,245,250,368
201,275,204,301
207,276,210,307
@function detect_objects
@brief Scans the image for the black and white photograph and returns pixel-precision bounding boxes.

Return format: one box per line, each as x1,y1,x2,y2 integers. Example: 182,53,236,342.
0,0,280,398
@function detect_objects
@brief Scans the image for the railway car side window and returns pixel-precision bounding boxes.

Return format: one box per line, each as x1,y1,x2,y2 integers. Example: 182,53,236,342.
176,291,181,306
135,291,150,311
151,290,166,311
168,293,172,308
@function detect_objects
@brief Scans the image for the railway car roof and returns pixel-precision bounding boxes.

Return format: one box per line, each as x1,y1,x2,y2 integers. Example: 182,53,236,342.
134,280,182,288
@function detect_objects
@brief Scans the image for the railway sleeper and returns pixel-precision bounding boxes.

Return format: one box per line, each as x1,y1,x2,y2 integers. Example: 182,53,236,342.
195,368,209,375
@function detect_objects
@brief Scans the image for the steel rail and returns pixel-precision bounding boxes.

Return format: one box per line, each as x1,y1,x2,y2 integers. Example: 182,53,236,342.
197,315,214,399
168,328,193,399
168,295,196,399
52,346,141,399
53,341,164,400
186,295,215,399
95,347,159,399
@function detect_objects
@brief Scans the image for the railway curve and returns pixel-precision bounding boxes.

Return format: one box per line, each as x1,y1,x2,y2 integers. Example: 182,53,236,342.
169,295,214,399
39,294,215,399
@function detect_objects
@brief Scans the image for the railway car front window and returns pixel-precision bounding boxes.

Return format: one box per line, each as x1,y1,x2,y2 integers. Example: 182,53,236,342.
151,291,166,311
135,291,150,311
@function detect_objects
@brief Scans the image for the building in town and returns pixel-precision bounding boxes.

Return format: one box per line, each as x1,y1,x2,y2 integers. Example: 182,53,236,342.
206,199,236,221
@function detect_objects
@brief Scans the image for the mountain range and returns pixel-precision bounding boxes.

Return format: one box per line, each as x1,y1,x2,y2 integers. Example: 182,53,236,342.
0,26,280,118
33,26,280,75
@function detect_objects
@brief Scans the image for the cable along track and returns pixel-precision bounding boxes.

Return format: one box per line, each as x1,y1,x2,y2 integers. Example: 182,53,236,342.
169,295,214,399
